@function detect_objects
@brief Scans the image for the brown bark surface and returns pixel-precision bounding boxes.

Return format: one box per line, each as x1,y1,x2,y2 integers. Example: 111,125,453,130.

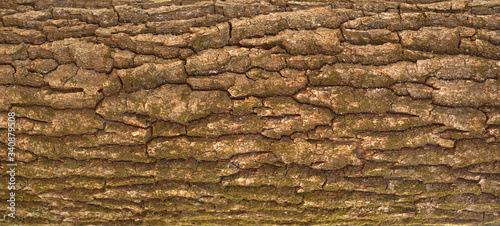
0,0,499,225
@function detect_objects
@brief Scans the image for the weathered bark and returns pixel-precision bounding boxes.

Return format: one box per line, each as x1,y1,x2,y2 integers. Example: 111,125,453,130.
0,0,499,224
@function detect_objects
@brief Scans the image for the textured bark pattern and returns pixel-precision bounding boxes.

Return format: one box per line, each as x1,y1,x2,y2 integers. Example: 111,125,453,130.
0,0,500,225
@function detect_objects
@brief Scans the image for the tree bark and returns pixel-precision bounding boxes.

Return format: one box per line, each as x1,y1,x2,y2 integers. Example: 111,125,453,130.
0,0,499,224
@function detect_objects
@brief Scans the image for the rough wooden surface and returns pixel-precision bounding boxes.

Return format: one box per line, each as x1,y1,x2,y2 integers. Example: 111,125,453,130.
0,0,499,225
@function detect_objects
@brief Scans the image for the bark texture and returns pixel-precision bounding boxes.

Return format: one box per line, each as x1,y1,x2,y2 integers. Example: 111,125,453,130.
0,0,500,225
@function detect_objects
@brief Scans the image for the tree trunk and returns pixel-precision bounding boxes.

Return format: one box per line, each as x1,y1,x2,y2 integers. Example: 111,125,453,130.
0,0,499,224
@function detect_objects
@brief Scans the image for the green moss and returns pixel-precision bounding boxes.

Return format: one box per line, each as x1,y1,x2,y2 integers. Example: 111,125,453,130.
227,55,252,73
103,47,115,59
232,97,262,114
310,67,341,86
415,14,427,27
392,180,425,195
6,43,27,55
152,121,186,137
189,34,212,52
275,19,289,32
18,90,43,105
